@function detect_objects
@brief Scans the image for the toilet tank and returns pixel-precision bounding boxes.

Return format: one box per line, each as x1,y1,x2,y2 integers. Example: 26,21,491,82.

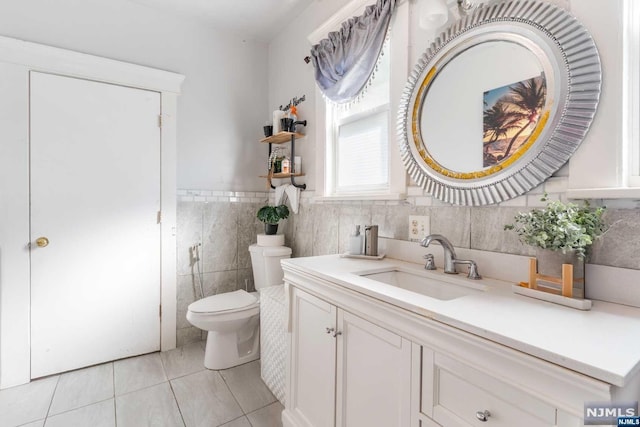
249,244,292,290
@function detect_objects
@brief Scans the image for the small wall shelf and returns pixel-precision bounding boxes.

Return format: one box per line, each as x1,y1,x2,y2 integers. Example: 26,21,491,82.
261,126,307,190
261,131,305,144
260,172,305,179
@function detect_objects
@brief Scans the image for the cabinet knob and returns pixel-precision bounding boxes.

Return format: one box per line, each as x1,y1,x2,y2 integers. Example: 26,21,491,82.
326,327,335,334
332,330,342,337
475,410,491,422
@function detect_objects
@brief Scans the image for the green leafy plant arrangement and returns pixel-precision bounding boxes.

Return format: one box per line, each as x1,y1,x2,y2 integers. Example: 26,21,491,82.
504,195,606,259
257,204,290,225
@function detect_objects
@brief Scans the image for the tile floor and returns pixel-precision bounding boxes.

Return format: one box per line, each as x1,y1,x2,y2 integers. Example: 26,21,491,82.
0,341,283,427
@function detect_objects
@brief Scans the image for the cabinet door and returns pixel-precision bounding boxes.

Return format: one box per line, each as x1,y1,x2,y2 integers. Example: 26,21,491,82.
289,288,337,427
336,310,411,427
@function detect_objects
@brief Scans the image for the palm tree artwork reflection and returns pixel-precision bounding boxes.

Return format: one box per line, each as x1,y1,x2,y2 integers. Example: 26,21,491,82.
482,75,546,167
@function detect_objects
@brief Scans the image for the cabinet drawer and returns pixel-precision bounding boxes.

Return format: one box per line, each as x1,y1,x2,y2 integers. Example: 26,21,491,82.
423,351,556,427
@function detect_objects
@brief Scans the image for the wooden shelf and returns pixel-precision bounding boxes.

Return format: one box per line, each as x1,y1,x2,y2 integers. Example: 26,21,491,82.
259,124,307,190
260,131,305,144
260,172,305,179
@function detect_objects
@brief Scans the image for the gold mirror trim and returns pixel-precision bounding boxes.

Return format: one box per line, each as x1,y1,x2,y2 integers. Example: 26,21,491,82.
412,107,550,180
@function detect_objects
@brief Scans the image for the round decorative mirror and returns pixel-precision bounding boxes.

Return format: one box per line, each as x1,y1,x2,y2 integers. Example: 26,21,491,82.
398,0,601,205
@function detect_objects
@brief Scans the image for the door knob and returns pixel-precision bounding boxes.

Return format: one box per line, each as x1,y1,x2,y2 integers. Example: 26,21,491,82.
35,237,50,248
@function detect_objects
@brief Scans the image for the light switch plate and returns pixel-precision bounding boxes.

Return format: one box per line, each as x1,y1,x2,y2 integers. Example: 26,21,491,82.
409,215,429,242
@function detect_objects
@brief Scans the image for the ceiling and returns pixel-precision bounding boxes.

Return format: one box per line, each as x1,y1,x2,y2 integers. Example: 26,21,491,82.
129,0,316,41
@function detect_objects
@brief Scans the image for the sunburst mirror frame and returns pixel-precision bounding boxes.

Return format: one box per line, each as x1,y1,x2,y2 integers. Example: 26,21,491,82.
397,0,601,206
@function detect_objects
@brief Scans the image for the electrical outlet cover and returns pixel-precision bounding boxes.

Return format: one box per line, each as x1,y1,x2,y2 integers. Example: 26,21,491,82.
409,215,429,242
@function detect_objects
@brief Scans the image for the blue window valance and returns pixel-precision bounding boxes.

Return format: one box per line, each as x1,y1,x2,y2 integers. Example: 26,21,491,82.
310,0,397,105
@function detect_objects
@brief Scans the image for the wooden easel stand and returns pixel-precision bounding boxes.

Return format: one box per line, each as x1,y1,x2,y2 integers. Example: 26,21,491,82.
528,258,573,298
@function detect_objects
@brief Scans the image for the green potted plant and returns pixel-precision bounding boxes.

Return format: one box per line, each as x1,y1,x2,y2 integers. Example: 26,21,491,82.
257,204,290,235
504,194,606,297
504,195,606,260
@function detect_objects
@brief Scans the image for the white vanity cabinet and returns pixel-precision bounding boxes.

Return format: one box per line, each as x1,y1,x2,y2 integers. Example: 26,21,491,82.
282,256,640,427
285,286,412,427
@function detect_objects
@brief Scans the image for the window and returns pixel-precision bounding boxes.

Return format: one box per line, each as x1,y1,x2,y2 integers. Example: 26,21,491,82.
566,0,640,198
327,43,391,196
309,0,408,200
336,109,389,191
626,0,640,187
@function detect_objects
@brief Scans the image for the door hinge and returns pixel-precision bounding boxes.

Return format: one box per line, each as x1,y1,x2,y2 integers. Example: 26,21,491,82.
159,305,162,318
158,115,163,128
157,211,161,224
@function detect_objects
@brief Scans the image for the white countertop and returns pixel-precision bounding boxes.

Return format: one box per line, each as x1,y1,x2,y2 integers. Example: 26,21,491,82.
282,254,640,387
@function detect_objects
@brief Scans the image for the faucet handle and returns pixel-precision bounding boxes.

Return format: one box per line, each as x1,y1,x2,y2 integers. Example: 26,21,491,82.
423,254,437,270
467,261,482,280
452,259,482,279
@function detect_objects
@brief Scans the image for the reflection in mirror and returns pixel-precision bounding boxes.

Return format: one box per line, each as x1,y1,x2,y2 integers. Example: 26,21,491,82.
421,41,546,173
482,74,546,168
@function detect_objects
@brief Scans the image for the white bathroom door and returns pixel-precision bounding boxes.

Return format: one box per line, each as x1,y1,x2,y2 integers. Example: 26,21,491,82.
29,72,162,378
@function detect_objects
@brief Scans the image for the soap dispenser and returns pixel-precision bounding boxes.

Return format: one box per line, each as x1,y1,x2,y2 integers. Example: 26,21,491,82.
348,225,363,255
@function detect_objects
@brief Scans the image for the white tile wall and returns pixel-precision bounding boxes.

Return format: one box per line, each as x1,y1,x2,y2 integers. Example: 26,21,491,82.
177,176,640,337
178,189,270,204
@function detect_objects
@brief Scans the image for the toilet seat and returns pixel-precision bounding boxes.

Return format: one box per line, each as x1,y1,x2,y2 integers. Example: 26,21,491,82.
188,290,258,314
184,242,290,370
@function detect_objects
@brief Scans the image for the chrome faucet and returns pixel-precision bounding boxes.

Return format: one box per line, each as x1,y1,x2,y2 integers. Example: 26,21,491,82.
419,234,482,279
420,234,457,274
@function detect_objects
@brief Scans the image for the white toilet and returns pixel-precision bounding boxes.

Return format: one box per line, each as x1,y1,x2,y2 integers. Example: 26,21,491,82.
186,243,291,370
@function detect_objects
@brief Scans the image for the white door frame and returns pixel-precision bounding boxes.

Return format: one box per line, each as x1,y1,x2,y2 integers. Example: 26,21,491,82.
0,36,185,389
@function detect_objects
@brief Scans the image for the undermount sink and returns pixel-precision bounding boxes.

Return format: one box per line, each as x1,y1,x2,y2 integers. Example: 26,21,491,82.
358,268,486,301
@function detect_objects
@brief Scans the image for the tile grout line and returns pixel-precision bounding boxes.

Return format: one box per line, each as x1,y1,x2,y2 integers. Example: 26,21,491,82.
112,361,118,427
159,342,209,381
246,415,257,427
158,350,170,381
222,361,279,424
159,348,187,426
112,355,175,397
43,374,62,421
245,399,279,417
167,380,187,427
218,414,249,427
111,398,118,427
44,397,115,420
218,370,247,416
114,379,170,398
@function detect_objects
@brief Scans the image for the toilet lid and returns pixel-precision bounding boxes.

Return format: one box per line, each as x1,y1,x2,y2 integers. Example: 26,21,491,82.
188,290,258,314
249,244,292,256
